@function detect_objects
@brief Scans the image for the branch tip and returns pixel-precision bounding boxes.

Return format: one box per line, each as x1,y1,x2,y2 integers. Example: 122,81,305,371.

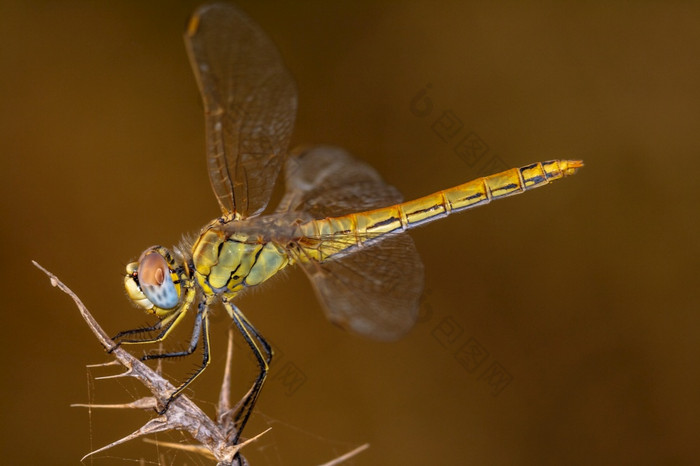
37,261,248,465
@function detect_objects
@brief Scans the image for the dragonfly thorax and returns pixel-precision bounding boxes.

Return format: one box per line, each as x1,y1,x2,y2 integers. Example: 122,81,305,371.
191,221,290,297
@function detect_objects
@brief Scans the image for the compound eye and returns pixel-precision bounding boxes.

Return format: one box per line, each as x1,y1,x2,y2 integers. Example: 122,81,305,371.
137,252,179,309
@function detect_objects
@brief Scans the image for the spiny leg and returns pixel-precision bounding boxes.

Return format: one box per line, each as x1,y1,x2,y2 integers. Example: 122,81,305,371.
222,299,273,444
150,301,211,414
111,319,166,342
234,311,274,448
233,307,274,436
238,310,273,366
142,300,206,361
109,288,196,352
108,288,209,413
108,311,178,352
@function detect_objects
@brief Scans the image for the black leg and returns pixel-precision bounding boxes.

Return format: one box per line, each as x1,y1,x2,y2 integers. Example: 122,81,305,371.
142,302,204,361
223,299,273,445
155,301,211,414
111,320,164,341
108,317,173,352
240,314,273,366
109,289,195,352
108,319,167,353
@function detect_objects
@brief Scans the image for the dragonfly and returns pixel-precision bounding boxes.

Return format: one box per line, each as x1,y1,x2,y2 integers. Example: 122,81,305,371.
110,2,582,443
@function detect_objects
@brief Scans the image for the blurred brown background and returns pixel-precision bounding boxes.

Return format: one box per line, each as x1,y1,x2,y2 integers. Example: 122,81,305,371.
1,1,698,465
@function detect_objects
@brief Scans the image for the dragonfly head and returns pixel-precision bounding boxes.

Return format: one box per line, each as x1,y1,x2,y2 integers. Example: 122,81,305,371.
124,246,190,316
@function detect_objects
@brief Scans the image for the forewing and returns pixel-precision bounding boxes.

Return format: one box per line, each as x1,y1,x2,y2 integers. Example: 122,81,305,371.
186,3,297,217
281,146,425,340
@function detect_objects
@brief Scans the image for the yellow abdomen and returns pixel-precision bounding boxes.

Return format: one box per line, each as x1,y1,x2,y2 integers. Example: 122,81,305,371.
297,160,582,262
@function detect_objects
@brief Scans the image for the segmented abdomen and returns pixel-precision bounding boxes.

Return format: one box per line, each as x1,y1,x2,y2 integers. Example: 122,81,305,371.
297,160,582,261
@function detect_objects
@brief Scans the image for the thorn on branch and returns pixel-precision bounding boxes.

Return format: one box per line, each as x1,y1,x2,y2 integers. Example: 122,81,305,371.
33,260,251,466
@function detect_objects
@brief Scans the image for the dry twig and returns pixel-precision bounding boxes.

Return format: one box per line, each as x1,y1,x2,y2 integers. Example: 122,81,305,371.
33,261,253,466
35,260,370,465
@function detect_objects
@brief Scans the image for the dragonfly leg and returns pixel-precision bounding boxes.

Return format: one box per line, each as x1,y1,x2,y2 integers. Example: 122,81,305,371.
222,299,273,444
111,320,165,342
154,301,211,415
108,288,196,352
142,300,206,361
108,314,174,353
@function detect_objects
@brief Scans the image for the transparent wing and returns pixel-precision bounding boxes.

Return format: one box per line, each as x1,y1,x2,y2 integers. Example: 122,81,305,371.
186,3,297,217
277,145,403,217
281,146,425,341
298,234,424,341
